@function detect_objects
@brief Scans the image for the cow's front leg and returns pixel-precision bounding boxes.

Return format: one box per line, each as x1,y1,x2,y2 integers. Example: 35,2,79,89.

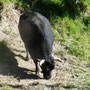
34,60,40,75
36,63,39,75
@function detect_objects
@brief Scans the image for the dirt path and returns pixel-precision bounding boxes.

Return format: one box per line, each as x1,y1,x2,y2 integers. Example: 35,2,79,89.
0,3,90,90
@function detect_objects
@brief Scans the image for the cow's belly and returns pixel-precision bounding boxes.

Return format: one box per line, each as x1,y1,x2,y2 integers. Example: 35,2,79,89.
28,45,45,59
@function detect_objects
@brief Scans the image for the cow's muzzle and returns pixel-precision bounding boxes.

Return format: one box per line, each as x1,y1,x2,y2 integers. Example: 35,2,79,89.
43,72,51,79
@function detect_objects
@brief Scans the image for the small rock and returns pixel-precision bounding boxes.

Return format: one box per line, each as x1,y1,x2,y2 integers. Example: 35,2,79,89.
71,74,79,78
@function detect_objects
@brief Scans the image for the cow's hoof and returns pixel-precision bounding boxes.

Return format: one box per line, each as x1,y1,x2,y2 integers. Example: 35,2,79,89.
36,72,42,77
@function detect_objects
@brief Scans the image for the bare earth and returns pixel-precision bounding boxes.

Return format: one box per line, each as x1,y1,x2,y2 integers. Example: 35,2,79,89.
0,3,90,90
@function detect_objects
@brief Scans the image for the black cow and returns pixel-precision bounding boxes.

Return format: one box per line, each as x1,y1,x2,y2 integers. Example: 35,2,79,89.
18,11,54,79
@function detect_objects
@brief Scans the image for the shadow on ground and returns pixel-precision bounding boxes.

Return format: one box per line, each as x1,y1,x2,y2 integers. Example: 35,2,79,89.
0,40,40,79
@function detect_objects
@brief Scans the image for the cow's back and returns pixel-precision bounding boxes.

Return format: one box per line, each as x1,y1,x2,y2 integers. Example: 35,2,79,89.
18,11,54,59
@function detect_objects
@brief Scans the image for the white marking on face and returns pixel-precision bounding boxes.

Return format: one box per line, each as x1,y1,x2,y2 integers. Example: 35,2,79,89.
39,59,45,66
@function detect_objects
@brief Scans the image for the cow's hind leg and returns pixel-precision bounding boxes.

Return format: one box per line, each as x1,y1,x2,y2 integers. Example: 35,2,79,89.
25,44,29,61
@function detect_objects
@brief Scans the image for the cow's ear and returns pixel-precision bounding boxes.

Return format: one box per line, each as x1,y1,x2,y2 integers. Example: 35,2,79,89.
39,60,45,66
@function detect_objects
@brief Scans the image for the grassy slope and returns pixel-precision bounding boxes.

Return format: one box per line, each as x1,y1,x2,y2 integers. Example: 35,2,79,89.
49,0,90,63
52,15,90,62
0,0,90,90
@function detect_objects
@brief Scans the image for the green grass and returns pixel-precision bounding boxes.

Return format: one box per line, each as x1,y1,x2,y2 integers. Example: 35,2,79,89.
53,16,90,62
0,0,10,4
0,85,15,90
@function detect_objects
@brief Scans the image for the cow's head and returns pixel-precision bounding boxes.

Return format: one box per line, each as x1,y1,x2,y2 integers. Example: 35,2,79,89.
40,56,54,79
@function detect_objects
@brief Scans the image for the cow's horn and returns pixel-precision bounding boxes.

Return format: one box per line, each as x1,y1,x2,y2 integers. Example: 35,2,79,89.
54,57,62,62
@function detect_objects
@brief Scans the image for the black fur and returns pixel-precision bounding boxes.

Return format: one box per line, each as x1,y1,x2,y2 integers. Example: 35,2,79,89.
41,57,54,79
18,11,54,79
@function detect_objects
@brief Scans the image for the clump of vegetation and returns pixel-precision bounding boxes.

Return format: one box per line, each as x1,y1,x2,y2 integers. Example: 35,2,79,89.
0,85,15,90
52,16,90,62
